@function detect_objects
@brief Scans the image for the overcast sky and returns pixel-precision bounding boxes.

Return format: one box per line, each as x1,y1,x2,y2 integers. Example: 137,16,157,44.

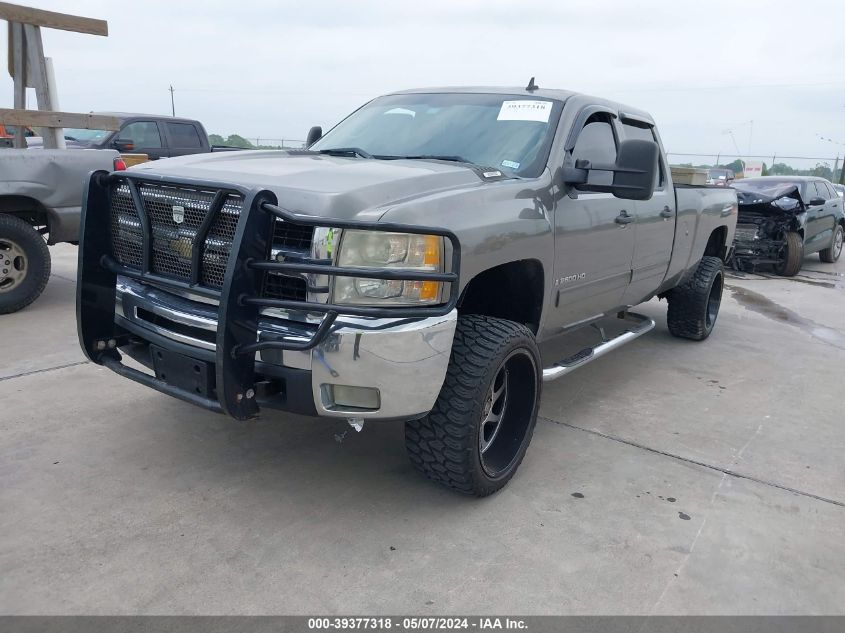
2,0,843,167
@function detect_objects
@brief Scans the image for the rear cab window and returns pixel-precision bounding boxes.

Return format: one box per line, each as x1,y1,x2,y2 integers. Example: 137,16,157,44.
166,122,203,149
621,120,664,189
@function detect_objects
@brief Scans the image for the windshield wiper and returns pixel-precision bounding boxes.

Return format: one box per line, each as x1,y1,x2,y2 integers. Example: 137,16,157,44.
317,147,374,159
381,154,476,166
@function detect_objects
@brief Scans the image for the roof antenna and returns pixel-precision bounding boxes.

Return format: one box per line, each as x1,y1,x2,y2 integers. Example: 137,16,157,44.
525,76,539,92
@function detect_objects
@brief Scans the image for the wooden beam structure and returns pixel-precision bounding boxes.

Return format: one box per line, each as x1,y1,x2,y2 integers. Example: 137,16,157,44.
0,2,107,37
0,108,119,130
1,3,109,148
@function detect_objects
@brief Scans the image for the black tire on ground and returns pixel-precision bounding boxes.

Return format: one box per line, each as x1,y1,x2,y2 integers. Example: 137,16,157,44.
405,315,541,497
819,224,844,264
0,214,51,314
666,255,724,341
774,231,803,277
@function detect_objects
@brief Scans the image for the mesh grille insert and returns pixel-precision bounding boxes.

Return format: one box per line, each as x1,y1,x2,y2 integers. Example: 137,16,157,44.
273,221,314,251
262,273,308,302
110,184,143,269
108,180,243,289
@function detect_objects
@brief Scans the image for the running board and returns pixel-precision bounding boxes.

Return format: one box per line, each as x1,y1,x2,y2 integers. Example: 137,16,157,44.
542,312,656,382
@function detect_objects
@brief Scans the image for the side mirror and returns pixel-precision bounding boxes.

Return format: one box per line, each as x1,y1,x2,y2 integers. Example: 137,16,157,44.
562,139,659,201
113,138,135,152
610,139,659,200
306,126,322,148
808,196,826,206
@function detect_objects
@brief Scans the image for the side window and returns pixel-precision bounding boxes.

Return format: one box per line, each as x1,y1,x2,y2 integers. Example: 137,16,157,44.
813,181,830,200
572,115,617,187
167,122,203,149
120,121,162,148
822,182,836,200
621,121,664,189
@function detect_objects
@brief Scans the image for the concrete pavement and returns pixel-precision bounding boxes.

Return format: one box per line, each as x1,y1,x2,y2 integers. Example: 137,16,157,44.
1,244,843,614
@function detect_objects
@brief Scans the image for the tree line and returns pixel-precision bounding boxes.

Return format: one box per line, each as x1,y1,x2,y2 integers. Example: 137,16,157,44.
677,158,841,182
208,134,287,150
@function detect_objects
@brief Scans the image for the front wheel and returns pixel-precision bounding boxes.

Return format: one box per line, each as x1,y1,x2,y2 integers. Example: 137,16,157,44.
405,315,541,496
819,224,843,263
666,256,724,341
774,231,803,276
0,214,51,314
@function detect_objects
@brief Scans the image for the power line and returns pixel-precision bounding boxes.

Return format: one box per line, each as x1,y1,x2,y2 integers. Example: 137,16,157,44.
605,80,845,93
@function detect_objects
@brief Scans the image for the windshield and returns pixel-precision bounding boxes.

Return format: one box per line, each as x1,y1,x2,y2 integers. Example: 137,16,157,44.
735,178,800,192
311,93,562,177
62,128,111,143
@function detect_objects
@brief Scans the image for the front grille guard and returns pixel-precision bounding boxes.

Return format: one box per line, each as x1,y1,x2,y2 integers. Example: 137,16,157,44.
77,171,461,419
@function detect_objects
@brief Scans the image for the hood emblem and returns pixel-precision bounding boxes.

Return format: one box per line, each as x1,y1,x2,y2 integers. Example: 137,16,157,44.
172,205,185,224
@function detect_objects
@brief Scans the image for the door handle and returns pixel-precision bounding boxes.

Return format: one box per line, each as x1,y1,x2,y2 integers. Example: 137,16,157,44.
660,206,673,219
615,210,634,225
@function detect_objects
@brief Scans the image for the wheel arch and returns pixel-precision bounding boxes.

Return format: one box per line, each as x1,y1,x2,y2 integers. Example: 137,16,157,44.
703,226,729,261
457,259,544,334
0,195,49,229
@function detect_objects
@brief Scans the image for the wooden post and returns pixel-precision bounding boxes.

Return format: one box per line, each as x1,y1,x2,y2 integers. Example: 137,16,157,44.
22,23,63,148
10,21,25,147
1,3,109,149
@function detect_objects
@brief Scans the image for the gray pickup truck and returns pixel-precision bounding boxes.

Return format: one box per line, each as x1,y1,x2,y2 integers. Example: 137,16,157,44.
1,148,124,313
77,85,737,495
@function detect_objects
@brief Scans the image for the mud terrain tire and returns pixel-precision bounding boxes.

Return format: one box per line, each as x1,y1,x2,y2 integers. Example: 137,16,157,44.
666,255,724,341
405,315,541,496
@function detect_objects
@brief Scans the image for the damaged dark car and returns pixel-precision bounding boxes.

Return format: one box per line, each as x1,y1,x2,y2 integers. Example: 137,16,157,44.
731,176,845,276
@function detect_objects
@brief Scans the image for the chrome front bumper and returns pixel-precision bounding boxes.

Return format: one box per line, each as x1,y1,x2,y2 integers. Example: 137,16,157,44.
115,277,456,420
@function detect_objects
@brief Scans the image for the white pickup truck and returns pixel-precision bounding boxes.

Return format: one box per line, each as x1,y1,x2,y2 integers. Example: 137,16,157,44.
0,148,125,313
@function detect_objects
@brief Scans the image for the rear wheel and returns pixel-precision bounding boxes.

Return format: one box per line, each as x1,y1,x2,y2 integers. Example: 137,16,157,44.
0,214,51,314
774,231,803,277
666,256,724,341
819,224,843,263
405,315,541,496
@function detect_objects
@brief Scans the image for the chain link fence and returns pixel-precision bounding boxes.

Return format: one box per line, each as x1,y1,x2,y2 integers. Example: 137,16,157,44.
666,152,844,183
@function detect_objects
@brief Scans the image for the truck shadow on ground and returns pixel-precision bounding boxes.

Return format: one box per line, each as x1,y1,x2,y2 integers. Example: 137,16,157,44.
126,322,668,511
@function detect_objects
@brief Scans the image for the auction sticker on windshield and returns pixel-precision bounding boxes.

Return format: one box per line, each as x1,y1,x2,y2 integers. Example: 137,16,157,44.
497,100,552,122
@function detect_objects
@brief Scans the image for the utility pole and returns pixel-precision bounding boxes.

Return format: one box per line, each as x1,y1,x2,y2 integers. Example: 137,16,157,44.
816,135,845,183
169,85,175,116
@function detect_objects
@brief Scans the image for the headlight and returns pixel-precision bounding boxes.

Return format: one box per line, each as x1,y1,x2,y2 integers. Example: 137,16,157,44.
332,230,444,305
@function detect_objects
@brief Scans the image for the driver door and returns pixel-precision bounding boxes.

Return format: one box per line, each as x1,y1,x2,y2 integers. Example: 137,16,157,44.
114,120,168,160
552,113,636,329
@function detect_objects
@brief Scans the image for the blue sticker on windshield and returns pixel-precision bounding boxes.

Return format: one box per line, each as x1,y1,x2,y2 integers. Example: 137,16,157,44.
502,160,520,170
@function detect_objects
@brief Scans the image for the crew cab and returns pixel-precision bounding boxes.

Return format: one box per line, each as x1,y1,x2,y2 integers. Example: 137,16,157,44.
77,85,737,495
27,113,223,160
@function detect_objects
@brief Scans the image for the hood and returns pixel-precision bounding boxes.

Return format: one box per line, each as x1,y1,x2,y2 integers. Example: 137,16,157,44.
129,150,487,220
734,182,804,215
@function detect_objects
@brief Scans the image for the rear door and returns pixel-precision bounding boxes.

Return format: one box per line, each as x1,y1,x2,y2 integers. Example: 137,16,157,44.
619,119,675,305
116,120,168,160
164,121,207,157
552,112,636,328
804,180,833,253
816,181,841,251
